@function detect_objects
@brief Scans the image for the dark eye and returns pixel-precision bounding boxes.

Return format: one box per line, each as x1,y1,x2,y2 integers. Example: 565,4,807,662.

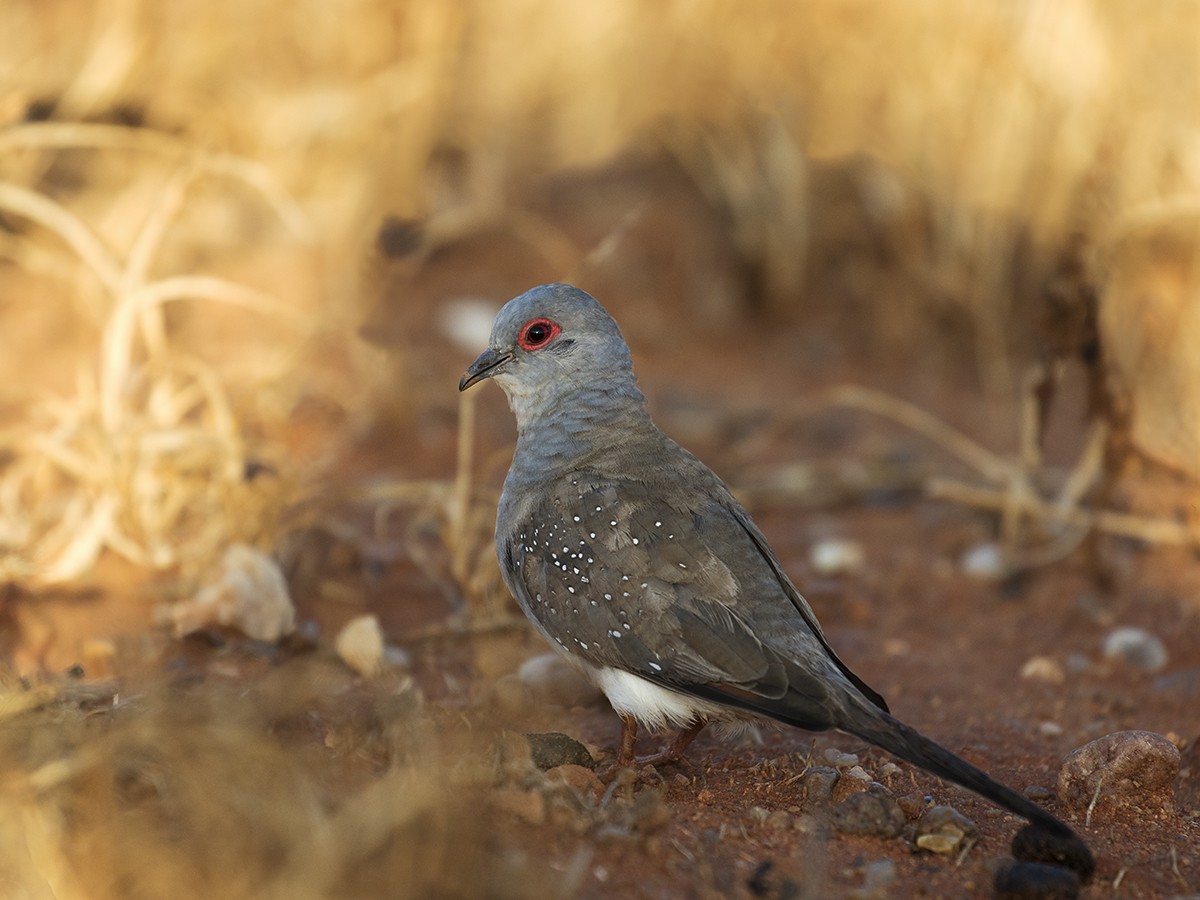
518,317,561,351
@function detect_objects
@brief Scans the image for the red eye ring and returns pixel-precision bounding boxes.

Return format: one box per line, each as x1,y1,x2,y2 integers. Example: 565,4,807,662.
518,317,561,351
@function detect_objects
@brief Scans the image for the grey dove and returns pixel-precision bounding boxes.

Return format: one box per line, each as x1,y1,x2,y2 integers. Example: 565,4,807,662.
459,283,1092,877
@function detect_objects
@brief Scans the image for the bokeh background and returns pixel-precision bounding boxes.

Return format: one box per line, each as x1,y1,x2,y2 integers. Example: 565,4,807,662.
1,1,1198,897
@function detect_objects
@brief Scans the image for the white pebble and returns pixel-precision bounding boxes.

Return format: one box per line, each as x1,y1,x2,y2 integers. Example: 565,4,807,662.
960,542,1004,580
1020,655,1066,684
809,539,865,576
336,615,385,677
1103,626,1168,672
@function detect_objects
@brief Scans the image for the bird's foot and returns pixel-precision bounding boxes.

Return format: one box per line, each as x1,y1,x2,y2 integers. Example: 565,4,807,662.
605,716,707,775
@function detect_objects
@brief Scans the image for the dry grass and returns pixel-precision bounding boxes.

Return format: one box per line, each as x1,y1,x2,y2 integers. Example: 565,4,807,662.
0,665,553,900
0,0,1194,592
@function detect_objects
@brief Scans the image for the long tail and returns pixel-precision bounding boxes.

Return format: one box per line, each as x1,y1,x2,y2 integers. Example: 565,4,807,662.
843,703,1074,838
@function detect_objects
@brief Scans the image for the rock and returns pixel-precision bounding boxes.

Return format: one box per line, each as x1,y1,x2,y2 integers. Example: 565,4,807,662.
798,766,839,806
517,653,604,708
961,542,1004,580
914,805,978,855
830,789,906,838
335,615,385,677
524,732,596,770
843,765,871,782
1021,656,1066,684
1102,627,1168,672
874,762,901,782
160,544,295,641
896,792,929,819
993,859,1081,899
545,763,604,802
1058,730,1181,817
809,538,865,575
823,748,859,768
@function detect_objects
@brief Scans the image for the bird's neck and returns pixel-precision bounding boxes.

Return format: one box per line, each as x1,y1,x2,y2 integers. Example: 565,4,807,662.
505,381,656,481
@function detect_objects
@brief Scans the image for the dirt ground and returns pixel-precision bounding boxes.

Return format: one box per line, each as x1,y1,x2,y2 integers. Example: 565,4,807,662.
4,219,1199,899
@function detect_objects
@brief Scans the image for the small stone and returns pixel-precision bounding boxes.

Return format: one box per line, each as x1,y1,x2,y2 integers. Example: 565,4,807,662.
1021,656,1066,684
874,762,901,782
517,653,604,708
961,542,1004,580
1039,721,1064,737
1102,627,1168,672
1024,785,1054,802
843,765,872,782
993,859,1082,899
798,766,838,806
896,792,929,819
914,805,978,855
524,732,596,770
830,790,906,838
823,748,859,768
1058,730,1181,817
809,539,865,576
546,764,604,802
335,615,385,677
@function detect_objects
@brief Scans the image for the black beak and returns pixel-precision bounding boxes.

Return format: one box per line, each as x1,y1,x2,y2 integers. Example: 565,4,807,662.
459,347,513,391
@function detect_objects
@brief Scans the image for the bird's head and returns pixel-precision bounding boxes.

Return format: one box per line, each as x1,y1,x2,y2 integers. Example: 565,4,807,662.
458,284,641,423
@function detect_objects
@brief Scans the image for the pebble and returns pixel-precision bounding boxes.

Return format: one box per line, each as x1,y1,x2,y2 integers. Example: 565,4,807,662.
1102,627,1168,672
830,789,906,838
1058,730,1181,816
896,792,930,819
823,748,859,768
798,766,839,806
335,615,386,677
874,762,901,782
545,764,604,802
1020,656,1066,684
914,805,978,855
517,653,604,708
809,538,865,575
961,542,1004,580
993,859,1081,900
524,732,596,770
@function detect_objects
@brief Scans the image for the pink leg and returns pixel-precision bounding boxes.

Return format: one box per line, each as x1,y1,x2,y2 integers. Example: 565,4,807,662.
615,715,707,769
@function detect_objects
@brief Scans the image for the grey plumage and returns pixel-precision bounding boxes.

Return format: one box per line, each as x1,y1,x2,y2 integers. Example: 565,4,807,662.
460,283,1092,876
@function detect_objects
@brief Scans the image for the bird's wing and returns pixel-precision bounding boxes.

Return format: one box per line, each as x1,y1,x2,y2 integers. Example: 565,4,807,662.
501,471,882,728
